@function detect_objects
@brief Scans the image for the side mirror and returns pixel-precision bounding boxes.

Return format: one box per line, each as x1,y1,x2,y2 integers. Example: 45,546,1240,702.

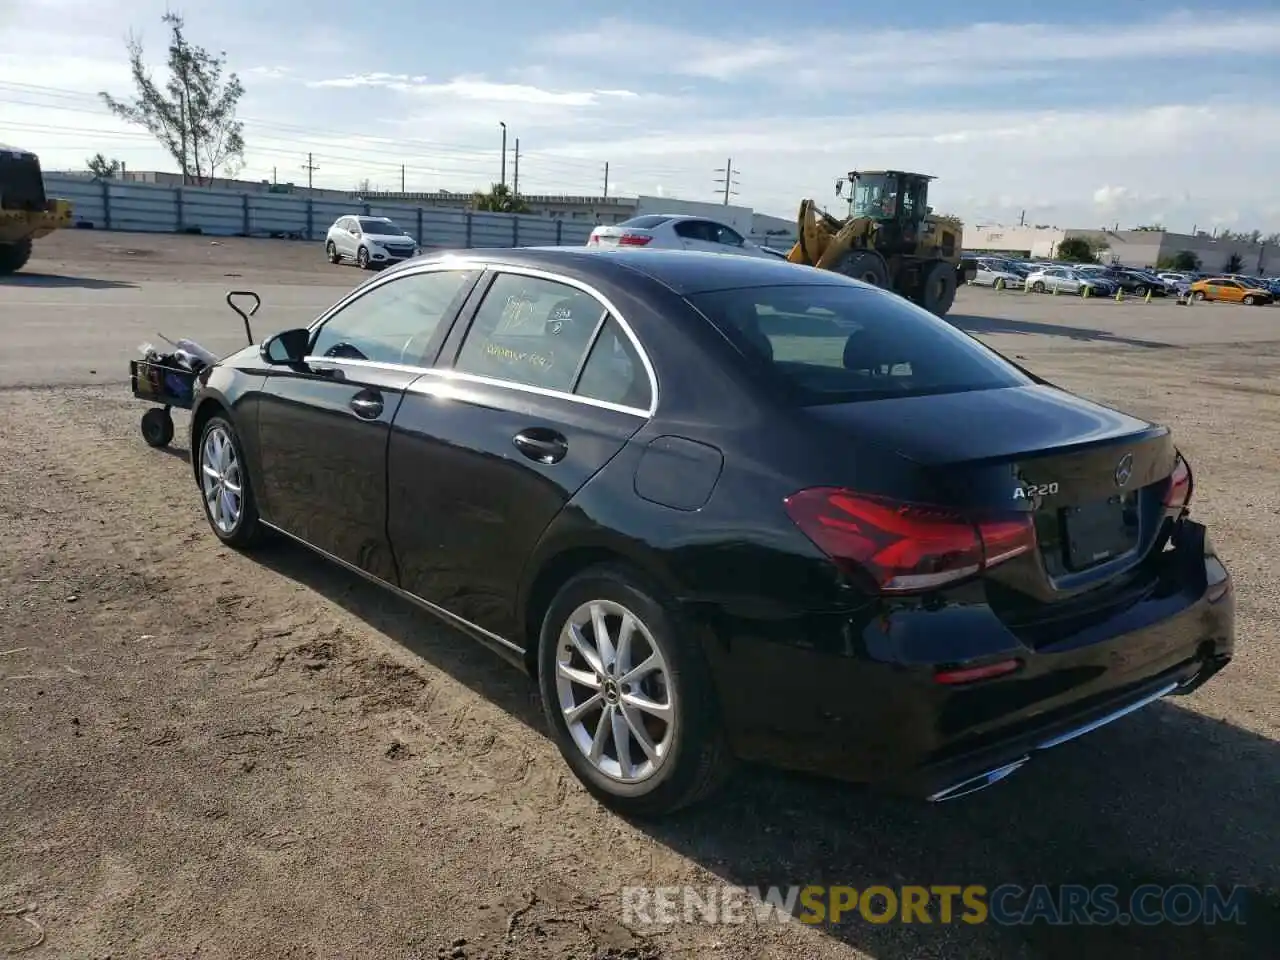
261,327,310,365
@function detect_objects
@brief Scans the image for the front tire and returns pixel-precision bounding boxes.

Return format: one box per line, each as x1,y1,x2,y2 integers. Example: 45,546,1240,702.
830,249,889,288
326,241,340,264
1244,295,1256,305
917,259,958,317
1032,281,1046,293
140,408,174,447
0,238,33,275
196,415,265,549
537,565,733,818
356,246,370,269
1193,290,1207,301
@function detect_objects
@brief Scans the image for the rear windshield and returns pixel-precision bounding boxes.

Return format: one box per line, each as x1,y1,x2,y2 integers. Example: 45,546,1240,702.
617,215,673,229
686,283,1031,405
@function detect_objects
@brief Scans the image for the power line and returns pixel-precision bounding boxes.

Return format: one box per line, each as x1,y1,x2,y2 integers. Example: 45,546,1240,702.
713,157,740,206
0,81,698,183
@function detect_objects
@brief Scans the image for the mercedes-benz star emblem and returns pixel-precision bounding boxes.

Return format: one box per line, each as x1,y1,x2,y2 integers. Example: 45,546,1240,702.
1114,453,1134,487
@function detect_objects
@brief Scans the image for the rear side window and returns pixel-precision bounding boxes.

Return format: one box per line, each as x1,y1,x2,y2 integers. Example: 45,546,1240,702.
618,215,673,229
686,283,1031,405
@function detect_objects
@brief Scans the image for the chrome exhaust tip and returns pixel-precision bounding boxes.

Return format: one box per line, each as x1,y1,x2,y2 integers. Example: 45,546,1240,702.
927,756,1029,803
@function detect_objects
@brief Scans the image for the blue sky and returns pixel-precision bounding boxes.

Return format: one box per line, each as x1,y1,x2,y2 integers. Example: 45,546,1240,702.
3,0,1279,230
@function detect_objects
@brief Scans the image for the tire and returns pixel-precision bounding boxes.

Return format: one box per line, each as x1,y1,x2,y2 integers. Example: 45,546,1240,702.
1031,281,1046,294
0,238,34,275
326,241,340,264
140,408,174,447
918,259,958,317
830,249,889,288
356,246,370,269
1244,296,1256,306
195,414,265,549
1193,290,1207,301
537,564,734,818
1134,285,1147,296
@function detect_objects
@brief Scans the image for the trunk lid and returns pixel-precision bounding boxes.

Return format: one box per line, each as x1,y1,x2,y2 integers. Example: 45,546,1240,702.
806,384,1178,604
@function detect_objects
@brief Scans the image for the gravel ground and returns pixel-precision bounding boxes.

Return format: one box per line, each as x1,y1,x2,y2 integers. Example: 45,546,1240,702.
1,232,1277,959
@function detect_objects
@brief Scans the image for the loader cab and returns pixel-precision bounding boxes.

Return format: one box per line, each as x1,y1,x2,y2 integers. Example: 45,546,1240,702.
838,170,933,255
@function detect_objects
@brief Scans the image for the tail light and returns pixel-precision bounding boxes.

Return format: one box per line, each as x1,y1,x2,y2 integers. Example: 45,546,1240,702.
588,234,599,245
617,233,653,246
1163,452,1192,510
783,488,1037,594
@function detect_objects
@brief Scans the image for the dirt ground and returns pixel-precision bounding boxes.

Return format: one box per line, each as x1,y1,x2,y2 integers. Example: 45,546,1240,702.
2,232,1278,959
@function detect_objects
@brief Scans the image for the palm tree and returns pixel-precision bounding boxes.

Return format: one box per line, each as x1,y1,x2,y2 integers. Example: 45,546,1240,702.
473,182,531,214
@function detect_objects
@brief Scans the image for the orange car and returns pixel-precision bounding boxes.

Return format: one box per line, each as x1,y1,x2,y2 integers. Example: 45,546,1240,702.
1188,277,1274,305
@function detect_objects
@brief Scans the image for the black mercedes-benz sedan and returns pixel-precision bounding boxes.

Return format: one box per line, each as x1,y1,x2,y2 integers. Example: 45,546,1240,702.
188,247,1234,817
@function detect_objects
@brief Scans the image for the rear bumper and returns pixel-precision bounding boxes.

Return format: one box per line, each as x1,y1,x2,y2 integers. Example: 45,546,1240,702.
704,518,1234,799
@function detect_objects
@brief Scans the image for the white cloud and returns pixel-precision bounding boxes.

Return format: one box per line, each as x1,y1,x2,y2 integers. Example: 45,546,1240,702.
542,11,1280,85
309,74,641,108
2,7,1278,231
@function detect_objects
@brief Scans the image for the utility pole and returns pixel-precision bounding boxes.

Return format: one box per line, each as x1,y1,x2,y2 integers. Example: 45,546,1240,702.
713,157,739,205
602,162,609,199
513,139,520,197
272,166,277,185
499,122,507,188
1019,209,1025,227
400,164,406,192
301,152,319,190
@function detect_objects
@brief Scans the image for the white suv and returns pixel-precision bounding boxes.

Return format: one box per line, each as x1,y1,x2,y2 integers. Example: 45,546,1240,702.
325,215,420,269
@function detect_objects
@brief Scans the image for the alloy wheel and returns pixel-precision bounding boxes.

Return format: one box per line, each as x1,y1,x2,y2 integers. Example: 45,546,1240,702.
201,425,243,535
554,598,676,784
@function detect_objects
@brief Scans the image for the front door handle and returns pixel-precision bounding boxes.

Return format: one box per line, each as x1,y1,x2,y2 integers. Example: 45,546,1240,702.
513,428,568,464
349,391,383,420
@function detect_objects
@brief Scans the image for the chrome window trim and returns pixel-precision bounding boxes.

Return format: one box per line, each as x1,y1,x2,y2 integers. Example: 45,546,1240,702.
303,258,660,418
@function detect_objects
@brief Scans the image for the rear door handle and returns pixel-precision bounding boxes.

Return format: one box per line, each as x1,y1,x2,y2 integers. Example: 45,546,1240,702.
349,391,383,420
513,428,568,464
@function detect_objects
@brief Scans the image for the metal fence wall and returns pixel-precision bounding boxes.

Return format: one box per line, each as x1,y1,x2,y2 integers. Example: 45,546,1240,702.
43,174,598,249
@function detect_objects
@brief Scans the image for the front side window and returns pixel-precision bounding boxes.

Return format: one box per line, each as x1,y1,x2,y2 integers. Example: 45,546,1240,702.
453,273,607,393
686,283,1031,405
310,269,478,365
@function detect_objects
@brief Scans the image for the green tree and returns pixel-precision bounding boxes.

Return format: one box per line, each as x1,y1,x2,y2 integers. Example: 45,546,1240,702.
1056,237,1099,263
86,153,123,180
473,182,531,214
1156,250,1201,271
1224,253,1244,273
100,12,245,184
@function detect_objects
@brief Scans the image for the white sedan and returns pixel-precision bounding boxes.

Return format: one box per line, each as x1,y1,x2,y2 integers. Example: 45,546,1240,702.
587,214,782,260
971,260,1026,289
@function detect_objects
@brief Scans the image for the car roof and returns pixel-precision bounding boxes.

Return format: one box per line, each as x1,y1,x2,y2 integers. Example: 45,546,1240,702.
400,247,853,295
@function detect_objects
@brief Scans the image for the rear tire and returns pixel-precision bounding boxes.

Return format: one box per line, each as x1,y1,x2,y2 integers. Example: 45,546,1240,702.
1244,295,1256,305
831,250,889,288
537,564,734,818
1032,281,1046,293
918,259,958,317
0,238,33,275
1193,290,1207,301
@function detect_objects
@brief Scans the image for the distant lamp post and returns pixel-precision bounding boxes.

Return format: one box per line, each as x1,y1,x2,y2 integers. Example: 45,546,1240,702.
499,122,507,189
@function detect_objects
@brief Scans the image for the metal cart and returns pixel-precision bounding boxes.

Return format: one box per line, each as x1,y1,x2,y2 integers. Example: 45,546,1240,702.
129,291,260,448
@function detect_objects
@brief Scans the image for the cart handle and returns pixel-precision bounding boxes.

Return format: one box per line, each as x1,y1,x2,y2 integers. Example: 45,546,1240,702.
226,290,261,344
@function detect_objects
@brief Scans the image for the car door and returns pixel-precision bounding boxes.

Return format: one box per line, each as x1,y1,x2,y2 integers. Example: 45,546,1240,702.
330,217,350,258
386,267,654,642
253,265,483,581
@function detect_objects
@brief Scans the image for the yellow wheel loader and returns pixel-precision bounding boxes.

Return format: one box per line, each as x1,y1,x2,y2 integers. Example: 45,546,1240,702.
786,170,977,318
0,144,73,275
